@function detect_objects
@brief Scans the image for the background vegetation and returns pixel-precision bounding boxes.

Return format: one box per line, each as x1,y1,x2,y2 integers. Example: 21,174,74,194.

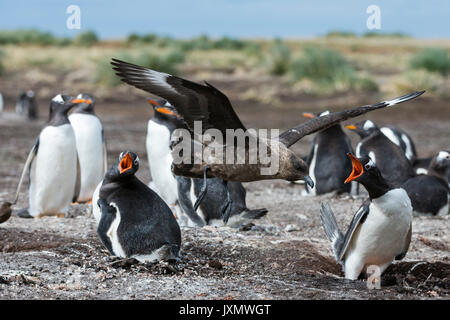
0,29,448,99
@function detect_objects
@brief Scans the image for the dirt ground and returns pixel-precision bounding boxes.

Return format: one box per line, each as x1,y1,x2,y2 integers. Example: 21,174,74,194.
0,74,449,300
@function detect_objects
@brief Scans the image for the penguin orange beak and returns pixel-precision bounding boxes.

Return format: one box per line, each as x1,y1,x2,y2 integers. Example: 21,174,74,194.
72,98,86,104
119,153,133,174
345,153,364,183
147,99,160,106
155,107,176,116
345,125,357,130
302,112,315,119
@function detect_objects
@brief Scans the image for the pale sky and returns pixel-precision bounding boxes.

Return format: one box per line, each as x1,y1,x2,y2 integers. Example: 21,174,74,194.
0,0,448,39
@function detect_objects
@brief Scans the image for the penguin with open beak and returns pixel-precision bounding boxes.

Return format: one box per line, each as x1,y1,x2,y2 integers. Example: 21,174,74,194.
93,151,181,262
320,153,413,280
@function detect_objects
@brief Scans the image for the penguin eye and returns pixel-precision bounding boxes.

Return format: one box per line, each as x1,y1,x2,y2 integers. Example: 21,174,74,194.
134,160,138,166
365,164,371,170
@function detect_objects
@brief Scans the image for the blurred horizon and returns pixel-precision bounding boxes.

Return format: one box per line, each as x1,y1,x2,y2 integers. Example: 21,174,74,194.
0,0,449,40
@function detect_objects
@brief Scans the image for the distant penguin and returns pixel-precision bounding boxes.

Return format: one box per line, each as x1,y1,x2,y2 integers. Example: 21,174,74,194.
346,120,416,163
402,151,449,216
69,94,107,203
346,120,414,185
320,153,413,280
413,156,432,175
301,111,353,195
93,151,181,263
16,90,38,120
146,98,267,227
0,92,3,113
13,94,84,218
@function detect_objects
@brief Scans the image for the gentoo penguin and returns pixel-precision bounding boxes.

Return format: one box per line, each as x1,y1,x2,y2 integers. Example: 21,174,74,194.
12,94,84,218
146,97,184,215
301,110,353,195
320,153,413,280
413,156,433,175
94,151,181,262
402,151,450,216
111,59,424,186
68,93,107,203
146,98,267,227
346,120,417,163
16,90,38,120
346,120,415,185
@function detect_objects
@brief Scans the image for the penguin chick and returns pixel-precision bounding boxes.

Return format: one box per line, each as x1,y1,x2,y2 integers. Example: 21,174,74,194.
96,151,181,263
320,153,412,280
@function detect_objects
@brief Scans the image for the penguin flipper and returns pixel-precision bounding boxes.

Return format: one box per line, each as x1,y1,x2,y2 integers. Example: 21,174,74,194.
176,176,205,227
101,129,108,175
12,138,39,205
395,223,412,261
72,155,81,203
336,200,370,262
241,208,268,220
97,198,116,255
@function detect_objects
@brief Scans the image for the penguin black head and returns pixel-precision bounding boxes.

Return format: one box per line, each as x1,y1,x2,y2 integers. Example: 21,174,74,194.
345,153,390,199
113,151,140,178
428,150,450,180
345,120,379,139
147,98,179,119
48,94,81,122
72,93,95,114
302,110,330,119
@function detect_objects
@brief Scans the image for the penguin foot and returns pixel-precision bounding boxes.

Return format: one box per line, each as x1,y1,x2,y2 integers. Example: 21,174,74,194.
87,199,92,205
56,213,66,218
193,165,210,212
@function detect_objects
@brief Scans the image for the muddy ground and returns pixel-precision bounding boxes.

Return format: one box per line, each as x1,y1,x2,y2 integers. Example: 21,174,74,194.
0,74,449,300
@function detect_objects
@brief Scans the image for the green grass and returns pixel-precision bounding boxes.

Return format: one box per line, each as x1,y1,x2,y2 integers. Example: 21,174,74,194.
266,39,291,76
73,31,99,46
289,46,378,93
0,49,4,75
409,48,450,76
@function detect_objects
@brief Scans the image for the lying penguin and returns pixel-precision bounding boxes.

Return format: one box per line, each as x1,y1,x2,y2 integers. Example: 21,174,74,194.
92,151,181,263
11,94,84,218
345,120,417,163
300,111,353,195
346,120,414,185
402,151,449,216
320,153,413,280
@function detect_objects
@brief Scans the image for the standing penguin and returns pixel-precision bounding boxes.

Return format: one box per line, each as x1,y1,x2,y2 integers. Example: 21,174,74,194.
320,153,413,280
346,120,417,163
402,151,449,216
94,151,181,262
69,94,107,203
346,120,414,185
146,99,267,227
146,98,184,214
12,94,85,218
301,111,353,195
16,90,38,120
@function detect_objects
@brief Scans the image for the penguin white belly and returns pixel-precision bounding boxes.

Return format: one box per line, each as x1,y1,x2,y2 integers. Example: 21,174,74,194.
307,144,318,196
29,124,77,217
146,120,178,205
91,181,102,223
69,113,104,202
106,202,127,258
345,189,412,278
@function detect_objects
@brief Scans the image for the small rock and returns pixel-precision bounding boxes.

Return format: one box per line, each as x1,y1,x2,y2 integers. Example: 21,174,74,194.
208,260,223,270
284,224,299,232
